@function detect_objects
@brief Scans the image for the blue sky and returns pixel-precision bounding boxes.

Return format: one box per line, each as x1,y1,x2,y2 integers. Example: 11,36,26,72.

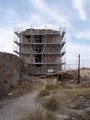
0,0,90,69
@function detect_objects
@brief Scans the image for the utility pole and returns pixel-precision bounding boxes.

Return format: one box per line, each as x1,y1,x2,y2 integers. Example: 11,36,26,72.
78,54,80,84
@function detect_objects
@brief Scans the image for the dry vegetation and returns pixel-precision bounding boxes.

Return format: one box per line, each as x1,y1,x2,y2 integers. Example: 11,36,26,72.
21,108,58,120
45,83,60,90
21,77,90,120
8,80,44,98
43,97,59,111
62,87,90,103
38,89,50,97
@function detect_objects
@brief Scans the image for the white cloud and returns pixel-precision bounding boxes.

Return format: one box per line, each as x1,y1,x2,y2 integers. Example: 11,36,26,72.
0,6,15,15
0,5,16,24
75,30,90,40
30,0,71,28
66,43,90,68
72,0,87,21
0,27,14,54
28,14,62,29
29,14,46,28
21,14,51,29
0,4,18,54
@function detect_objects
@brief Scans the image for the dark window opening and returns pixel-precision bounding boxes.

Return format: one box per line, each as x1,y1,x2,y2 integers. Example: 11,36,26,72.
36,48,43,53
25,35,31,43
34,35,43,43
34,39,42,43
25,35,31,39
36,64,41,67
35,54,42,67
4,80,8,84
35,54,41,62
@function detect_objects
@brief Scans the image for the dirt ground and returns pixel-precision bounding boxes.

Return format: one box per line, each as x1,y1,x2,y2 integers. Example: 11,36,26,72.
0,77,90,120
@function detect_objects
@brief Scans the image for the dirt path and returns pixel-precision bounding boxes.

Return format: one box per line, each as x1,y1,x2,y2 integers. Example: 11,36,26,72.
0,85,43,120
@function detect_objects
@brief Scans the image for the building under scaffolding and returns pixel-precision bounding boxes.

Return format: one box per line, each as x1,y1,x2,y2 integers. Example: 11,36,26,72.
14,25,66,76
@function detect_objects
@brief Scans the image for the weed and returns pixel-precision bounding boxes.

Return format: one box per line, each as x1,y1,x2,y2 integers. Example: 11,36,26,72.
38,89,50,97
64,88,90,98
22,108,58,120
43,97,59,111
45,84,59,91
45,111,58,120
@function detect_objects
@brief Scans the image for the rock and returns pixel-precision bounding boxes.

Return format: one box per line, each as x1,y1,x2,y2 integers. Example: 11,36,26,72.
85,107,90,116
8,93,13,96
57,114,68,120
70,97,90,109
69,96,90,120
68,109,88,120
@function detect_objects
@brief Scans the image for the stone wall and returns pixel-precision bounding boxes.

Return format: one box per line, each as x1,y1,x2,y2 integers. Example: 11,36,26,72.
0,52,24,94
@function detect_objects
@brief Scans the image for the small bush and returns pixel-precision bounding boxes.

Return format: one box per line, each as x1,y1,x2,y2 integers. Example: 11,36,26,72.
45,84,58,90
45,111,58,120
22,108,58,120
52,90,58,94
43,97,59,111
22,108,44,120
38,89,50,97
57,82,73,89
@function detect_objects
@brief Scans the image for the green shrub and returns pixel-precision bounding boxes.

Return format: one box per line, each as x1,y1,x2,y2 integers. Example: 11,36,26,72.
38,89,50,97
43,97,59,111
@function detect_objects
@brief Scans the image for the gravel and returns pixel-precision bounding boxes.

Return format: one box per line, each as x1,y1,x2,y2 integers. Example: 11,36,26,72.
0,90,40,120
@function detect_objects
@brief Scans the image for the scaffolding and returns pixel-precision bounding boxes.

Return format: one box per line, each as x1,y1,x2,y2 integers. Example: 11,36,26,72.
14,25,66,76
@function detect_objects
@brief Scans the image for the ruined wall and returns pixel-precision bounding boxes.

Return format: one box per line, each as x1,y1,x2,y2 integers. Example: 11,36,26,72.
0,52,24,92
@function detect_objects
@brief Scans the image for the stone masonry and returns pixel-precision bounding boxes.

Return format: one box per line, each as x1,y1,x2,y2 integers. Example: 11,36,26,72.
0,52,24,95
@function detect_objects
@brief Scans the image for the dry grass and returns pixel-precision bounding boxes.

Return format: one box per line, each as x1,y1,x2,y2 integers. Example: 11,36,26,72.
8,80,44,98
63,87,90,98
21,108,58,120
57,87,90,107
8,83,33,98
43,97,59,111
45,84,59,91
22,108,44,120
52,90,58,94
77,82,90,88
45,86,90,109
38,89,50,97
45,111,58,120
58,82,73,89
